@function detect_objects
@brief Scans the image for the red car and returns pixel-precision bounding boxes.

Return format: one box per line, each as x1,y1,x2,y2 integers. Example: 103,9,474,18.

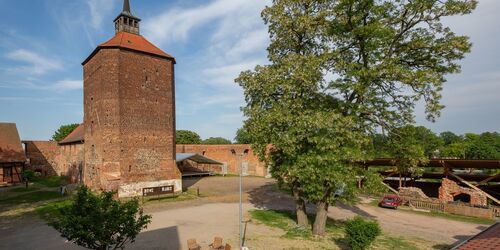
379,194,402,209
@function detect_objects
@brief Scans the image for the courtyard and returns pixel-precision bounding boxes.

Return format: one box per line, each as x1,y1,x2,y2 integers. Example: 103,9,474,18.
0,176,490,249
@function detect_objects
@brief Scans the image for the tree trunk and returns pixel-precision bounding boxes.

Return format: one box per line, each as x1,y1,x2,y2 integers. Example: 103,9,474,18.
399,172,402,188
312,199,329,235
292,186,309,228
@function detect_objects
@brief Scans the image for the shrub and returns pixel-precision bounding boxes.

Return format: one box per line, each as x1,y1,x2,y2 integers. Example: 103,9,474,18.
49,186,151,250
344,217,381,250
22,169,35,180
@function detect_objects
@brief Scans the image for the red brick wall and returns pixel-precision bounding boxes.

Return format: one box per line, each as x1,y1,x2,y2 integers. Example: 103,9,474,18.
24,141,83,182
439,178,488,206
176,144,268,177
83,49,121,191
83,48,179,197
25,141,59,176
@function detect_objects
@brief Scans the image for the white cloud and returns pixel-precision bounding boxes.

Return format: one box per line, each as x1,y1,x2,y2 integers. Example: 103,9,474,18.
87,0,115,30
0,78,82,92
52,80,83,91
6,49,62,75
224,29,269,60
142,0,269,44
202,60,263,87
144,0,271,138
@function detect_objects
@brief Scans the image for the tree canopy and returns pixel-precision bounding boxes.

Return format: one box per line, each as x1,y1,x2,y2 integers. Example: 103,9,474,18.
49,187,151,250
373,129,500,160
234,127,252,144
176,130,202,144
237,0,476,235
51,124,79,142
202,137,232,145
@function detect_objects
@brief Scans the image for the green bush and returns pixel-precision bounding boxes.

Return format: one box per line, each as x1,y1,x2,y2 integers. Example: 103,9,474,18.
49,186,151,250
22,169,35,182
344,217,381,250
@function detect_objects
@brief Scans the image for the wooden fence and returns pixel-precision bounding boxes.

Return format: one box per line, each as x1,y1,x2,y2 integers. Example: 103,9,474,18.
493,206,500,218
400,196,500,219
401,197,445,212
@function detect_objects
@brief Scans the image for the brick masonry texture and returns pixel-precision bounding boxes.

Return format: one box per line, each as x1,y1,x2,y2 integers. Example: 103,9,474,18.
439,178,488,206
176,144,269,177
24,141,83,182
83,47,180,197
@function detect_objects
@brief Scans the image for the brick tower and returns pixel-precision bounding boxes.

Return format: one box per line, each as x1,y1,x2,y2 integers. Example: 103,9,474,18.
82,0,180,197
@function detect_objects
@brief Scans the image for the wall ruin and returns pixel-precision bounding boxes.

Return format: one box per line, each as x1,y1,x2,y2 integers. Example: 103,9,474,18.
438,178,488,206
176,144,268,177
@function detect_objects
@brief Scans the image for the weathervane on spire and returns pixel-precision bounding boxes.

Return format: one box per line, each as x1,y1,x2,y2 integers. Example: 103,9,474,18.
114,0,141,35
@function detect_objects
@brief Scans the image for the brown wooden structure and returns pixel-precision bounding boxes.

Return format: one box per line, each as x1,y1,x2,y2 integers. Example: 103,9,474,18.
365,158,500,206
0,123,26,184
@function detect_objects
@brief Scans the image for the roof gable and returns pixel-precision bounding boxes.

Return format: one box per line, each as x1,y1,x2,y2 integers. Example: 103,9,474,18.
59,124,84,145
0,123,26,163
82,32,175,65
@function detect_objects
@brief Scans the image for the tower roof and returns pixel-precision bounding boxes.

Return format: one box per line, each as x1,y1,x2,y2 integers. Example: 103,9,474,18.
114,0,140,22
82,32,175,65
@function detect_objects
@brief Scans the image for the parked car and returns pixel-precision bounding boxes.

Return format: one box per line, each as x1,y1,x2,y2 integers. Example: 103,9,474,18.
379,194,402,209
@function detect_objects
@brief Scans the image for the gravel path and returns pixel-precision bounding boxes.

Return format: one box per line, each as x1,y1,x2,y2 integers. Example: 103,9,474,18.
0,176,487,249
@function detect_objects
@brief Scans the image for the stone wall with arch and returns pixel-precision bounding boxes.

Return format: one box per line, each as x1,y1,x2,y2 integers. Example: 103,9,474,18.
438,178,488,206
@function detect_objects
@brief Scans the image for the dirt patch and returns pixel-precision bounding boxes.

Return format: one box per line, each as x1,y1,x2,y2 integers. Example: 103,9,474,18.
0,176,487,249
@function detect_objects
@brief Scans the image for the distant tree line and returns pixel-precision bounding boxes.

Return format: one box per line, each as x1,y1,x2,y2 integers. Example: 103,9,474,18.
176,130,232,144
372,125,500,160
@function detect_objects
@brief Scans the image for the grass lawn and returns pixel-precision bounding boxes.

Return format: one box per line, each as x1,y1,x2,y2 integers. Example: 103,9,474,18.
0,190,63,205
0,176,68,214
33,176,66,187
397,207,496,225
10,186,41,192
36,199,73,221
249,209,440,250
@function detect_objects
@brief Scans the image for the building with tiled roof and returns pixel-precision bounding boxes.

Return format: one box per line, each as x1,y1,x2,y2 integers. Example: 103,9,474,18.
454,223,500,250
0,123,26,184
58,124,84,145
81,0,180,197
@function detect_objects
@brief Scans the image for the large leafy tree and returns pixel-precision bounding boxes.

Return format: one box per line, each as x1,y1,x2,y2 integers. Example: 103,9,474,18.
52,123,80,142
202,137,232,145
49,186,151,250
464,132,500,159
385,125,429,187
440,131,462,146
238,0,475,235
176,130,202,144
234,127,253,144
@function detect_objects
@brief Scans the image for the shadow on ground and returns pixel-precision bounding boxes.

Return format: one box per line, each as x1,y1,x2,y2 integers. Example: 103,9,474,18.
182,177,204,191
336,202,376,219
247,183,375,219
131,226,180,249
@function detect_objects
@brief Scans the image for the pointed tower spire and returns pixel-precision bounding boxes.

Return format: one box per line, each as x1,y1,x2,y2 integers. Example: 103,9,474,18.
114,0,141,35
123,0,131,13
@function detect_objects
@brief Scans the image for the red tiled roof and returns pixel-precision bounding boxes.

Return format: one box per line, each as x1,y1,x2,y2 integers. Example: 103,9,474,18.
82,32,175,65
59,124,84,145
0,123,26,163
456,223,500,250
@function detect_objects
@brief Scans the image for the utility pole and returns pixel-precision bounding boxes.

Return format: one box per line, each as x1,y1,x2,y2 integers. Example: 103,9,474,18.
232,148,249,249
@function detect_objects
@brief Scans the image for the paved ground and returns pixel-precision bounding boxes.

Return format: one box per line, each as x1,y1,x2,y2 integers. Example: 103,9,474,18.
0,176,488,249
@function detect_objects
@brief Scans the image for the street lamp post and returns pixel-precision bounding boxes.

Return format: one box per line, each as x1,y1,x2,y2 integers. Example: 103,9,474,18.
232,148,248,249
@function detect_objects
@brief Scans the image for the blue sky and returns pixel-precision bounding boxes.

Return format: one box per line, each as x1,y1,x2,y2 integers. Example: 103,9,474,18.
0,0,498,141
